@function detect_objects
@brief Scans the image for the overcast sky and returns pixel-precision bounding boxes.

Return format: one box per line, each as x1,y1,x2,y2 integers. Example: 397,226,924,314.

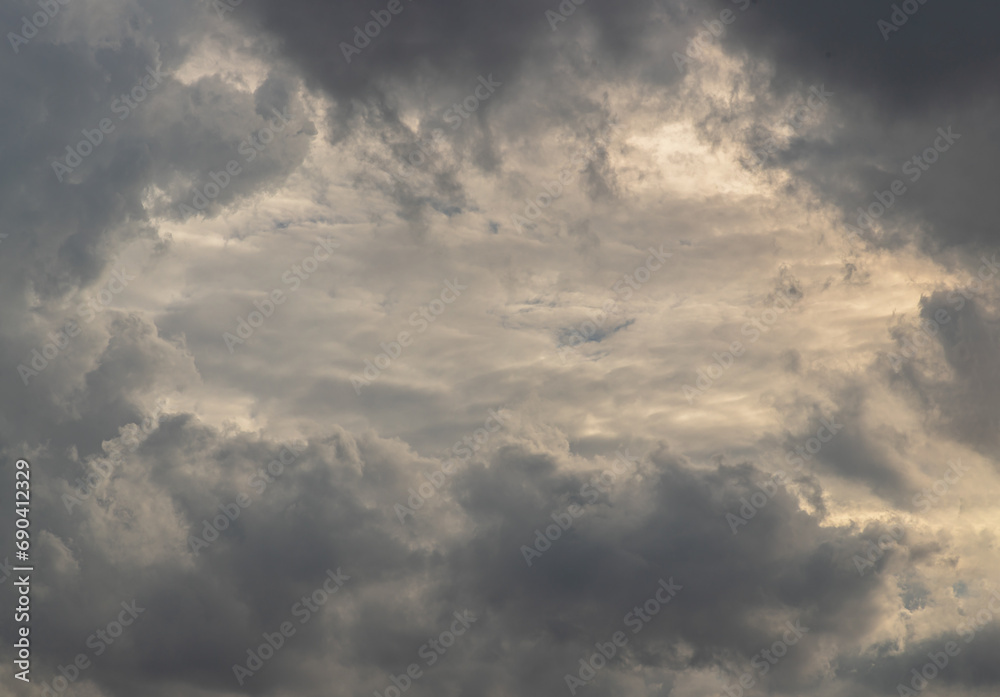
2,1,1000,696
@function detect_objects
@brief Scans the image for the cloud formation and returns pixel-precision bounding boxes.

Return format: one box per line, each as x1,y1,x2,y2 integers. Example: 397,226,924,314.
1,1,999,696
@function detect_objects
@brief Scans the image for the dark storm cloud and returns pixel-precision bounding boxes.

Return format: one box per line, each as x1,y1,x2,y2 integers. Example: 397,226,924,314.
890,289,1000,458
703,0,1000,114
0,0,315,479
695,0,1000,250
432,444,888,694
2,413,904,697
2,0,998,696
0,419,409,696
234,0,687,222
0,5,323,689
0,0,313,292
240,0,682,107
841,621,1000,695
778,390,916,507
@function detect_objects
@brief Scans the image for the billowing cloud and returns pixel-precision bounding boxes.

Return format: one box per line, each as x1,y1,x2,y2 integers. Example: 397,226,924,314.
1,1,999,696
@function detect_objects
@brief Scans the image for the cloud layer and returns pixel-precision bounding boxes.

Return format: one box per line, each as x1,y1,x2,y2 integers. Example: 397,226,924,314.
1,1,999,697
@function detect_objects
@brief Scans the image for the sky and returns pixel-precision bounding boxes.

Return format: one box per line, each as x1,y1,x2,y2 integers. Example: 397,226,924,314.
1,0,999,696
